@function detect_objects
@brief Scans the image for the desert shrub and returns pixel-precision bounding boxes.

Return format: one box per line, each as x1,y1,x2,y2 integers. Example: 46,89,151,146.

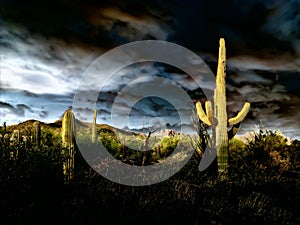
41,128,61,147
229,137,247,167
229,130,294,177
229,137,246,151
287,139,300,170
123,135,144,152
158,136,180,158
0,143,64,192
99,131,122,157
1,125,299,225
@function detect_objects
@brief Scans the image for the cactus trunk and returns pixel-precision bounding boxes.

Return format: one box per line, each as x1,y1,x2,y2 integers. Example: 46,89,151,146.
214,38,229,172
33,121,41,146
3,122,6,134
62,109,76,183
92,109,97,143
196,38,250,175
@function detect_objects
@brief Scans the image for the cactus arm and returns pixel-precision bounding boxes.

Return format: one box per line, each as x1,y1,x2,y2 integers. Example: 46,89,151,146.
196,101,212,126
205,101,213,125
228,102,250,126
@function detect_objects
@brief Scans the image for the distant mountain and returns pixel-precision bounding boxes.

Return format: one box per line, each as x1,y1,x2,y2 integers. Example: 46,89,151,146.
2,119,146,138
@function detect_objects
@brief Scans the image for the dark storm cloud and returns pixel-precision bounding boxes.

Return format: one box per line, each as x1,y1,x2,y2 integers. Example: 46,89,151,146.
225,67,300,138
0,101,33,117
1,0,299,56
0,0,173,46
0,21,100,95
0,89,74,124
39,111,49,118
261,0,300,55
170,0,299,56
0,102,14,110
1,0,300,138
226,66,300,114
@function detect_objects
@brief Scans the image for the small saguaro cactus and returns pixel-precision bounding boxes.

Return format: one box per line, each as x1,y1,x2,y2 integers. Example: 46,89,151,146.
62,109,76,183
33,121,41,146
10,129,21,143
196,38,250,174
3,122,6,134
92,109,97,143
9,129,21,159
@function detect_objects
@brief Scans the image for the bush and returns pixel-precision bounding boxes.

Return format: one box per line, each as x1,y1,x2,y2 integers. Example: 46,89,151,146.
229,130,297,177
1,126,300,225
158,136,180,158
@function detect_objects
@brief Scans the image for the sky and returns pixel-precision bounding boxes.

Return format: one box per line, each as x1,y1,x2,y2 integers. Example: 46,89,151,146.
0,0,300,139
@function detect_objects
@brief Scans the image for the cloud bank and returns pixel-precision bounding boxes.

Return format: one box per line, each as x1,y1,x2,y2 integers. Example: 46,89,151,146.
1,0,300,139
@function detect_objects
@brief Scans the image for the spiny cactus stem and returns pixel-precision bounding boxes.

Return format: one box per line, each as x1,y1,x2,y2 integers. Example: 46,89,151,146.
62,110,75,148
205,101,213,124
92,109,97,143
33,121,41,146
62,109,76,183
196,102,212,126
216,38,226,94
195,38,250,175
228,102,250,126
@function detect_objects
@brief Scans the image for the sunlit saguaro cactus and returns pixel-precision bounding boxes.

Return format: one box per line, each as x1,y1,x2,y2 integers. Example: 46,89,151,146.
62,109,76,183
9,129,21,159
196,38,250,174
33,121,41,146
92,109,97,143
10,129,21,143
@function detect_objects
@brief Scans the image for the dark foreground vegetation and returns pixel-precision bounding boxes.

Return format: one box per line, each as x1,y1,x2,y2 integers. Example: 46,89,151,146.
0,121,299,225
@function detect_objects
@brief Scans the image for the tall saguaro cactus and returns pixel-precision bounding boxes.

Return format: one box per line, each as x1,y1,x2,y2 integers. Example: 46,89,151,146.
62,109,76,183
92,109,97,143
196,38,250,174
33,121,41,146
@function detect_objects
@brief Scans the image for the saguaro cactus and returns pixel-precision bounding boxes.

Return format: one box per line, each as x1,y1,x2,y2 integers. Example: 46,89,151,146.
92,109,97,143
3,122,6,134
62,109,76,183
33,121,41,146
10,129,21,143
196,38,250,174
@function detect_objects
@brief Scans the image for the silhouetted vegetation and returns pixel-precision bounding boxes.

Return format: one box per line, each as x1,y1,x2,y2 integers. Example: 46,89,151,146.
0,121,299,225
